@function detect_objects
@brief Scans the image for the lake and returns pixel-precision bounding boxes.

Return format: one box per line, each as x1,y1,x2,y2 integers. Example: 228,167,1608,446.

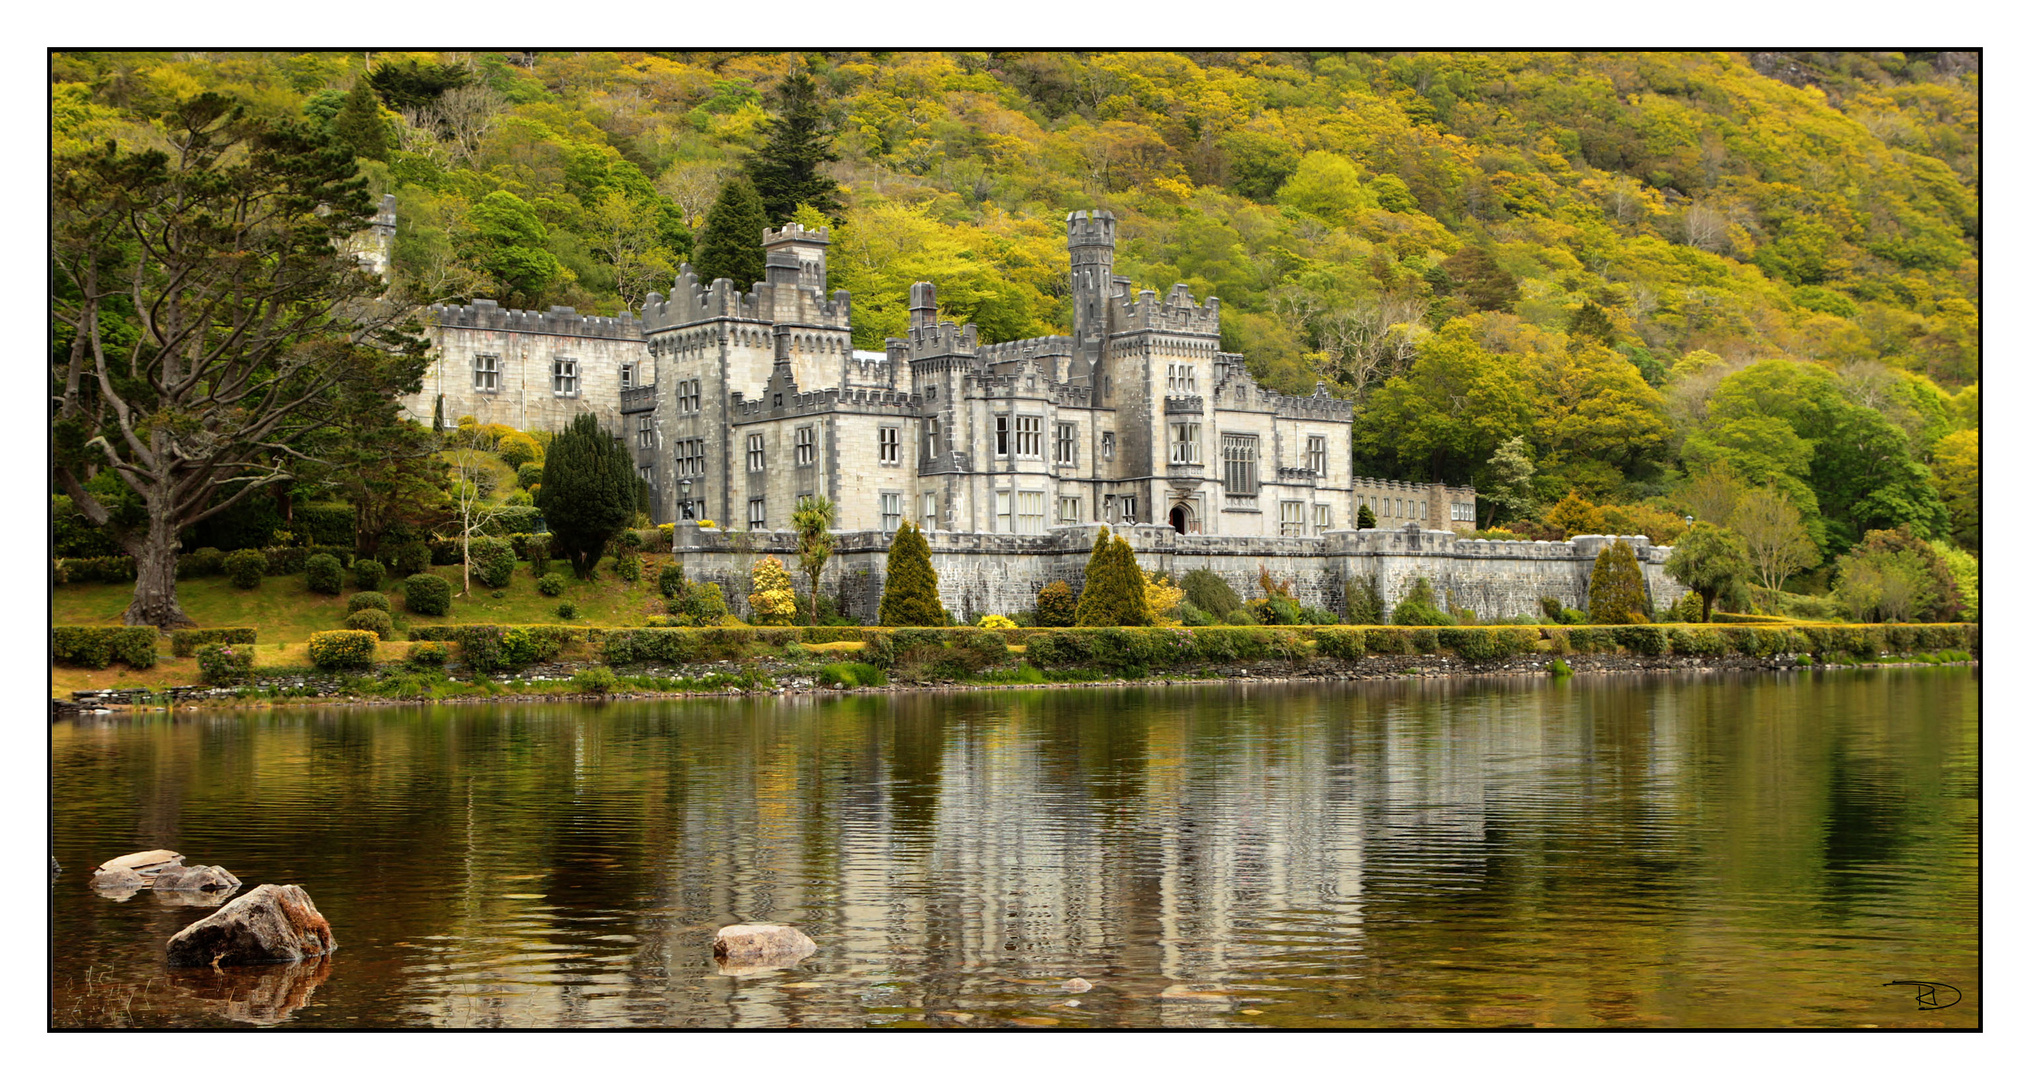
49,667,1978,1028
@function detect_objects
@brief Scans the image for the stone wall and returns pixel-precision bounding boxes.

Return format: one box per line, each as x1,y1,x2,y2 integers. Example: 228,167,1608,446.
672,523,1686,625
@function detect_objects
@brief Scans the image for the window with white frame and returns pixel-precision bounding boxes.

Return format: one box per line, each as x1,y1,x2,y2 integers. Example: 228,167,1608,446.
1015,415,1042,457
1101,432,1115,461
995,490,1012,532
878,426,900,465
746,433,765,472
1055,422,1077,465
1314,503,1333,535
795,426,815,466
1058,496,1080,523
922,416,940,463
995,415,1010,456
1170,421,1200,465
919,492,936,528
679,379,700,412
1166,363,1197,393
552,358,578,396
1120,495,1138,523
880,492,902,532
1280,500,1305,537
1307,435,1328,476
748,497,766,529
675,439,704,477
1222,434,1258,503
1017,491,1044,533
636,415,654,448
620,363,635,390
473,353,499,392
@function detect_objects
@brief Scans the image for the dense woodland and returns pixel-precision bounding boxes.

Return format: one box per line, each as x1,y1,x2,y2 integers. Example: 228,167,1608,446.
50,50,1979,621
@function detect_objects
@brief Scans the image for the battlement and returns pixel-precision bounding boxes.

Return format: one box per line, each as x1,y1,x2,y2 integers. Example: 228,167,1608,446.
620,384,657,413
977,336,1075,363
763,223,830,247
728,384,920,420
429,299,646,342
640,264,850,332
908,319,980,357
1067,209,1116,249
1265,383,1355,421
1117,282,1221,335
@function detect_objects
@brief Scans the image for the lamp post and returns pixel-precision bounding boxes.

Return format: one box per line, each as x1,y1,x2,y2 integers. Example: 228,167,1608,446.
680,478,694,522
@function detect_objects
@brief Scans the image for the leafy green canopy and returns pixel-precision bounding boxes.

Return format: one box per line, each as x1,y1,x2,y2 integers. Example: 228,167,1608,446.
1663,522,1751,617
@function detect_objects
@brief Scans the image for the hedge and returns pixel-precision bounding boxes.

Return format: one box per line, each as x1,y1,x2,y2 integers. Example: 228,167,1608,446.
57,556,137,584
170,627,257,657
307,630,378,669
260,545,352,576
52,626,159,669
223,549,268,589
451,624,580,672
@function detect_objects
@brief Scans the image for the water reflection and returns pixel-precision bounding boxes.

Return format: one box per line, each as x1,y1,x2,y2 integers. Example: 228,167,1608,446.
50,669,1978,1028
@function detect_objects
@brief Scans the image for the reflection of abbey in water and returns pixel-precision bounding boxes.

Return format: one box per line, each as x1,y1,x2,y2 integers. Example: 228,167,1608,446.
406,209,1473,538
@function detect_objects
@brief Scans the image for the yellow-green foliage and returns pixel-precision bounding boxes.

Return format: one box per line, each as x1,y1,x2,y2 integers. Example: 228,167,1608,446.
307,629,379,669
976,614,1018,629
747,555,798,626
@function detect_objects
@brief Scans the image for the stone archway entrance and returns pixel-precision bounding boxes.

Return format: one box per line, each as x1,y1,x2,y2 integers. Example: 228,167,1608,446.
1168,500,1199,535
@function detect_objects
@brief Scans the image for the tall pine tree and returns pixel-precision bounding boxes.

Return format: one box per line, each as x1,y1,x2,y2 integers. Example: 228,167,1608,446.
536,414,636,578
747,61,843,227
330,79,390,161
879,521,945,626
692,176,769,287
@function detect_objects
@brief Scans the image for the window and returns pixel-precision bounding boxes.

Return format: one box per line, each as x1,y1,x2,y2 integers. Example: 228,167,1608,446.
1058,496,1081,523
1017,491,1044,534
795,426,815,466
620,363,635,390
995,490,1012,532
679,379,700,412
1166,363,1197,393
880,492,902,532
473,353,499,392
1120,495,1138,523
1222,434,1259,504
675,439,704,477
919,492,937,528
552,358,578,397
1307,435,1327,477
995,415,1010,456
1280,501,1305,537
1015,415,1042,457
1101,432,1115,461
1170,421,1200,465
747,433,765,472
640,465,655,487
636,415,654,448
922,416,940,463
878,426,899,466
1314,504,1332,535
748,498,766,530
1055,422,1077,465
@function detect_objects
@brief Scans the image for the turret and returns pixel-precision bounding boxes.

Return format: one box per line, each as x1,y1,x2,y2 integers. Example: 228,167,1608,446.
762,222,830,291
1067,210,1116,360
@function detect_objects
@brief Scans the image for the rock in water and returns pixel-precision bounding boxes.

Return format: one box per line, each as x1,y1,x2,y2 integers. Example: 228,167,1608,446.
90,867,147,899
153,864,242,893
1063,977,1093,993
712,923,816,966
95,849,183,879
165,884,335,967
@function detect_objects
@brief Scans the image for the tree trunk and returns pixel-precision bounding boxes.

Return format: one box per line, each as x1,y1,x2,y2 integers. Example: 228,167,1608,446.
123,505,196,630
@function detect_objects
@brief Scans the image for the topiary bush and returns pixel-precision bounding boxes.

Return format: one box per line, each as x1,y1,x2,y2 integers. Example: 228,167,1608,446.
1075,527,1150,627
879,521,945,626
538,572,567,597
467,536,516,589
307,629,378,669
352,558,386,592
1587,539,1650,624
1034,580,1078,627
346,608,395,639
1180,569,1241,621
406,641,448,668
347,591,390,614
223,549,268,590
976,614,1018,629
403,573,451,616
388,540,431,577
196,643,253,685
305,553,345,595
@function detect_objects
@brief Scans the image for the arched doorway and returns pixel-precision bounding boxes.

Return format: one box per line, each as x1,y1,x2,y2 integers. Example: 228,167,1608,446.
1169,506,1188,534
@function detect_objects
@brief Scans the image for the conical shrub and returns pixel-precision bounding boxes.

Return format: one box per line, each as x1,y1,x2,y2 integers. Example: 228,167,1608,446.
878,521,945,626
1075,527,1151,626
1587,539,1650,624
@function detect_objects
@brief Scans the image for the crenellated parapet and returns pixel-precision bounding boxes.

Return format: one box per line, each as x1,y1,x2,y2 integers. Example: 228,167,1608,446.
1116,281,1221,335
429,299,645,341
640,263,851,332
1265,383,1355,421
728,383,921,420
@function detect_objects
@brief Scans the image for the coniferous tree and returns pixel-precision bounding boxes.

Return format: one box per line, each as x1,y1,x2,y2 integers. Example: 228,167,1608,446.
747,62,843,227
1075,528,1152,626
693,176,770,287
1586,539,1650,624
537,414,636,578
1356,503,1377,529
879,521,945,626
330,80,390,161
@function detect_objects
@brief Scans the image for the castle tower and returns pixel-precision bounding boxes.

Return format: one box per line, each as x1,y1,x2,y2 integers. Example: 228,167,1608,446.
1067,210,1116,369
762,223,830,291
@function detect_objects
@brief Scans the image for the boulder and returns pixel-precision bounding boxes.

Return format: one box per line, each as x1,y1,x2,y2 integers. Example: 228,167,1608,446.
712,923,816,969
95,849,183,879
153,864,241,893
90,867,147,899
153,885,241,909
165,884,335,967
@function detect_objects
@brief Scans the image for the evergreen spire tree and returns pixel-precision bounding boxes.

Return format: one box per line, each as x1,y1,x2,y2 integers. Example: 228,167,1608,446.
746,61,843,227
1075,527,1152,626
536,414,636,579
1586,539,1650,624
879,521,945,626
692,176,770,287
330,79,390,161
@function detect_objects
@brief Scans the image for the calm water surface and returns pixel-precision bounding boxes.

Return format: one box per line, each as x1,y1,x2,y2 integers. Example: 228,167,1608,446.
50,668,1978,1029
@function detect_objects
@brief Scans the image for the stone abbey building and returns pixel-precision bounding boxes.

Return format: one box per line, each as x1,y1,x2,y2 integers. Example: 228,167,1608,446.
410,210,1475,540
406,210,1685,623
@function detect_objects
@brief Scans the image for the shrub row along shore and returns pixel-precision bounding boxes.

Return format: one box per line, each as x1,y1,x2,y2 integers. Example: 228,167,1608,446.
52,621,1979,711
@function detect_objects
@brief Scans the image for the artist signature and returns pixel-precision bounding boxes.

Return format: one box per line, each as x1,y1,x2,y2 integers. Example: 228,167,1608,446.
1882,981,1962,1010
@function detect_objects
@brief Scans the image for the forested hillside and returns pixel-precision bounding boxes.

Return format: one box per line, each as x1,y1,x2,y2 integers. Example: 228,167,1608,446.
50,50,1979,583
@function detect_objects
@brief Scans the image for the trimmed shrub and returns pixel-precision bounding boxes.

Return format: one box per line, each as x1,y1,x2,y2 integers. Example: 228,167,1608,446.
52,626,159,669
538,572,567,597
195,643,253,685
1565,627,1616,653
556,602,577,620
347,591,391,615
748,555,799,626
57,555,137,583
352,558,386,592
388,540,431,577
1025,629,1093,669
1314,626,1366,661
307,629,378,669
1587,540,1649,624
1076,527,1151,626
466,536,516,590
1035,580,1078,627
1180,569,1241,620
1364,627,1412,655
346,608,395,638
1667,626,1728,656
223,549,268,589
403,573,451,616
1409,628,1440,654
305,553,345,595
180,547,227,578
453,623,573,673
977,614,1018,629
498,432,543,470
880,521,945,626
406,641,448,668
170,627,256,657
263,545,350,575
